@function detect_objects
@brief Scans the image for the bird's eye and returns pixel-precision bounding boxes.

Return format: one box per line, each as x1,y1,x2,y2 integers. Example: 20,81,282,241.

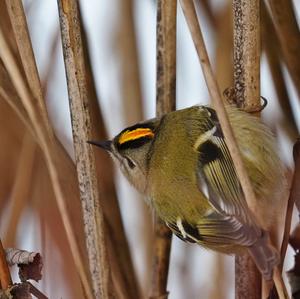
125,157,136,169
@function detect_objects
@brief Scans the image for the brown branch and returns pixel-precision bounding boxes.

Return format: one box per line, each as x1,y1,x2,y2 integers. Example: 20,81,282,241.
266,0,300,103
0,17,92,299
233,1,261,297
149,1,177,298
57,1,114,298
179,1,289,298
0,240,12,290
79,5,140,299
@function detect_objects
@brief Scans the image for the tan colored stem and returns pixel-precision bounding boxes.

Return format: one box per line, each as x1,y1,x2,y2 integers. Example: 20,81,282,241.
149,219,173,299
266,0,300,103
280,140,300,265
4,133,36,246
150,1,177,298
232,0,261,297
0,240,12,289
155,0,177,116
79,5,140,298
233,0,260,111
57,1,115,298
0,24,92,299
5,0,51,133
179,1,289,299
116,0,151,295
261,2,298,141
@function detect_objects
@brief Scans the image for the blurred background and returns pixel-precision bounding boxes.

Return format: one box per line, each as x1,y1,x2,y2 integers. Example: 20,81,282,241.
0,0,300,298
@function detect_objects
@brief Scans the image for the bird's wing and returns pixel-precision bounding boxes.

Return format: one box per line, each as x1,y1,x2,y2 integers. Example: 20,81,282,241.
194,107,254,225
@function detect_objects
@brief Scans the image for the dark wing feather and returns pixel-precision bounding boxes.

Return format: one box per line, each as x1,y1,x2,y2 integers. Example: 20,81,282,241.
195,108,254,225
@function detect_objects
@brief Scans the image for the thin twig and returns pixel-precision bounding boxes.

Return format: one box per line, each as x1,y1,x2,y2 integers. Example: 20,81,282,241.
149,1,177,298
57,1,115,298
179,1,289,298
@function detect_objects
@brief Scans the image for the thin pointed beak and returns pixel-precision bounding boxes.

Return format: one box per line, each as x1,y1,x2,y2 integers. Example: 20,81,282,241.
87,140,112,151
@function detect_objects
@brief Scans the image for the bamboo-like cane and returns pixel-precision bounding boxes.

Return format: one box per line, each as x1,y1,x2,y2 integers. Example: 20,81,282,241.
57,1,115,298
179,1,289,298
149,1,177,298
232,1,261,297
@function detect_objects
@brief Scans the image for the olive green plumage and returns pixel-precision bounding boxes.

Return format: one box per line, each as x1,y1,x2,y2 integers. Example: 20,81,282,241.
90,105,285,279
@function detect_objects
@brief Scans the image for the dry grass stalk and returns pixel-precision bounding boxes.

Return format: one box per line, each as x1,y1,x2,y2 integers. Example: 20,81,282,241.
3,133,36,247
0,22,92,299
5,0,50,132
116,0,152,294
149,1,177,298
79,5,140,298
215,2,233,93
279,140,300,269
0,240,12,290
232,1,261,297
57,1,115,298
179,1,289,298
261,3,298,142
266,0,300,102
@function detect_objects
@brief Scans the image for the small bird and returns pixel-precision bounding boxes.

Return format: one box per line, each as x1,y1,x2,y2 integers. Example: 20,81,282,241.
89,105,285,280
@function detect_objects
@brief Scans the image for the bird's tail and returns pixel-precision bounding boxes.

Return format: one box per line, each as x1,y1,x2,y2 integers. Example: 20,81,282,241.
247,230,279,280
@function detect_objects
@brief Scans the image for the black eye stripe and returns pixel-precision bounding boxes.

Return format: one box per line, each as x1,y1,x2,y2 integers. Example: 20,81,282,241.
125,157,135,169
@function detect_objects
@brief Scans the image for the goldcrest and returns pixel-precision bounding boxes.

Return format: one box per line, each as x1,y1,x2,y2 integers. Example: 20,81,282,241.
89,105,285,280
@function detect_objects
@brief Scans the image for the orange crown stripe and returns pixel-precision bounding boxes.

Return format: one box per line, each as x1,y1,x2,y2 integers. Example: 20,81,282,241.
119,128,154,145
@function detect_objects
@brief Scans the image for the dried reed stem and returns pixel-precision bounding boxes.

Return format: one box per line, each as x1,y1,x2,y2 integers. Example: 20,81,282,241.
0,239,12,289
280,140,300,269
233,1,261,297
5,0,51,133
79,5,140,298
266,0,300,102
149,1,177,298
0,25,93,299
116,0,151,295
57,1,114,298
4,133,36,246
261,2,298,141
179,1,289,298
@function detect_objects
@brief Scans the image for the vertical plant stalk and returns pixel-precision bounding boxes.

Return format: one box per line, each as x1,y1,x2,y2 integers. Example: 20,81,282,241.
149,1,177,299
280,140,300,268
233,1,261,298
117,0,151,295
0,239,12,289
57,1,114,298
0,6,92,299
179,1,289,299
261,2,298,141
3,1,92,297
233,0,261,112
79,6,140,298
266,0,300,102
4,132,36,246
